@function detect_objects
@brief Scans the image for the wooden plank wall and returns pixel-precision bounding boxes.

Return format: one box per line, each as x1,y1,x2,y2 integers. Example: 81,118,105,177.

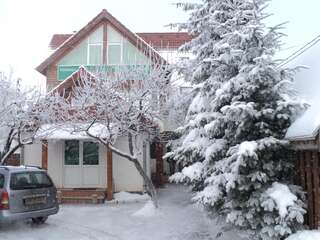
298,150,320,228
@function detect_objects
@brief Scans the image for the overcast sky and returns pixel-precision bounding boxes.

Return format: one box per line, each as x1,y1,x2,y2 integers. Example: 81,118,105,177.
0,0,319,90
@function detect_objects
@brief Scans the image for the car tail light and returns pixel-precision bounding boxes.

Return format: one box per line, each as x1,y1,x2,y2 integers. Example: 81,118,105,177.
0,191,9,210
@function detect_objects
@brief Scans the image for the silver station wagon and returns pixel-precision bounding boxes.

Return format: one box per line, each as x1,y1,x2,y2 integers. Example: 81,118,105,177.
0,166,59,224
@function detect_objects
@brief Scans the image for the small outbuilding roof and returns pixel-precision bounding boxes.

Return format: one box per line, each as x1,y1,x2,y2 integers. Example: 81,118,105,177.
285,105,320,141
282,35,320,141
36,123,115,140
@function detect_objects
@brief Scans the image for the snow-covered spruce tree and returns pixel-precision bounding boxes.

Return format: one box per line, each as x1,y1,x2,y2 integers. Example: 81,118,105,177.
168,0,306,239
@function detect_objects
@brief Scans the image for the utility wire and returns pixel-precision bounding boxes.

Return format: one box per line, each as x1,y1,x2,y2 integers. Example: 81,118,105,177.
279,34,320,67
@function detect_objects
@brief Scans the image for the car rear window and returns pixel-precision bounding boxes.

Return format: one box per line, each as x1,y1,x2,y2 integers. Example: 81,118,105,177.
10,172,53,190
0,174,4,188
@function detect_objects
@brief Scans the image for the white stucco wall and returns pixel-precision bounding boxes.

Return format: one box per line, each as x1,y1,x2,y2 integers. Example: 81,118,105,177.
113,135,150,192
23,141,42,167
23,136,151,192
47,141,63,188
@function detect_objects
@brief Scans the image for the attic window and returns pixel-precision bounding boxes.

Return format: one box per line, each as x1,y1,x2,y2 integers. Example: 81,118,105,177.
108,44,122,65
107,26,123,65
87,27,103,65
88,44,102,65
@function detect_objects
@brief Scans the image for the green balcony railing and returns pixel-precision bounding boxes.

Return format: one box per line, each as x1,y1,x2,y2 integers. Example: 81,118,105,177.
57,65,151,81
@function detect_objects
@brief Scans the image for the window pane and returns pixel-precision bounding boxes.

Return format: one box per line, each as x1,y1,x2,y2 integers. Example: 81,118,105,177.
107,26,122,43
65,140,79,165
10,172,33,190
0,174,4,188
122,41,136,65
88,26,103,44
89,45,102,65
123,40,150,65
58,40,88,65
108,45,121,65
33,173,53,188
10,172,53,190
83,142,99,165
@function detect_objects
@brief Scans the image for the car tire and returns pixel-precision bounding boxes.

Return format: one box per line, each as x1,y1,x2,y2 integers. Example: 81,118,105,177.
31,216,48,224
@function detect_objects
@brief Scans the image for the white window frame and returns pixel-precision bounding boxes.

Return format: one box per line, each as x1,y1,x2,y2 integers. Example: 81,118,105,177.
87,42,103,65
107,36,123,65
64,140,99,166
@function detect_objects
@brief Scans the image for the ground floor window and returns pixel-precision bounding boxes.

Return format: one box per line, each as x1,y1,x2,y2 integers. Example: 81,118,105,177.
83,142,99,165
0,174,4,188
64,140,99,166
65,140,79,165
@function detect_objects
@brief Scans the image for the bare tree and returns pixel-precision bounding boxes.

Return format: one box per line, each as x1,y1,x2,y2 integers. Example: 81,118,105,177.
47,63,170,207
0,72,48,165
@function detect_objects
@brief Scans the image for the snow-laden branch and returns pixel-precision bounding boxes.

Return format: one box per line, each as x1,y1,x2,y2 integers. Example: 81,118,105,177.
0,72,50,165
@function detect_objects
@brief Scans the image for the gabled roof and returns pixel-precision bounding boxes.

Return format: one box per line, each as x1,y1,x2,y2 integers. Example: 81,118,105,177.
37,9,165,76
49,32,193,51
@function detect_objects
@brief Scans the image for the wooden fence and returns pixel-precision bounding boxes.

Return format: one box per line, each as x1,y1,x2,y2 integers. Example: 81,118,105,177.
296,150,320,228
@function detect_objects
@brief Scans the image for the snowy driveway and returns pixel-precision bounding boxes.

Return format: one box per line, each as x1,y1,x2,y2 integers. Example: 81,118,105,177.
0,184,241,240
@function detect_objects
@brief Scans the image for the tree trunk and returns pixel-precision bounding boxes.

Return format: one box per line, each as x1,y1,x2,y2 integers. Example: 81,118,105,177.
109,134,158,208
0,143,21,165
85,130,159,207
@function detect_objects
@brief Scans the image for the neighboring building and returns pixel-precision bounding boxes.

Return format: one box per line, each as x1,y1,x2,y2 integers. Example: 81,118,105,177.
284,36,320,228
23,9,191,203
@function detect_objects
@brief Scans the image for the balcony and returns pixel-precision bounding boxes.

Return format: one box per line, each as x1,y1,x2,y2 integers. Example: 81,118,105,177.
57,65,151,81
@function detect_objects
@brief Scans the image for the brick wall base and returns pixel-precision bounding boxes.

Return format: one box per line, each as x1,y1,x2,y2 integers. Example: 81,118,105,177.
57,188,107,204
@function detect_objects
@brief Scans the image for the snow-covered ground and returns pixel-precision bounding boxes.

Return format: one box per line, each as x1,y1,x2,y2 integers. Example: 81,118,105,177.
286,230,320,240
0,184,242,240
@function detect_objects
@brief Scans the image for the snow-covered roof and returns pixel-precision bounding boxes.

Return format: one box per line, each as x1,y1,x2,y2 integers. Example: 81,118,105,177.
285,105,320,140
282,35,320,141
36,123,115,140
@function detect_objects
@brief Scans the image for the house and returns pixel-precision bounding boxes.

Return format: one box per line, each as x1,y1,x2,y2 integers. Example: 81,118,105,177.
21,9,191,203
284,36,320,228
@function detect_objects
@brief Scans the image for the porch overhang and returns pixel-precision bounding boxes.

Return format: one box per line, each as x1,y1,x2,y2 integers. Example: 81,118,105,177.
35,123,115,140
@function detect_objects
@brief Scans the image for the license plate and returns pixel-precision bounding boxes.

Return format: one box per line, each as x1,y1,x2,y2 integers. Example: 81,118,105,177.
24,196,47,205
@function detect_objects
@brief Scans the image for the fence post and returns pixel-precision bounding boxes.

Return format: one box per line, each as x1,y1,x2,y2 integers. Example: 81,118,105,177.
312,151,319,228
306,151,315,228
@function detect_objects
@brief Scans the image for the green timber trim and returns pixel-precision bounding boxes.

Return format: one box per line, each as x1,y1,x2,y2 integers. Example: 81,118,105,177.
57,65,152,81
